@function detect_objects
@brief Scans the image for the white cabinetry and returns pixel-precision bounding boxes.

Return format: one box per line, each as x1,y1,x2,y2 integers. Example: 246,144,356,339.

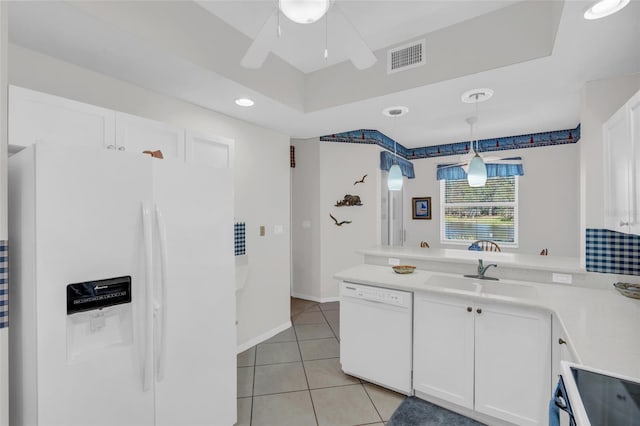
9,86,115,149
115,112,185,160
185,130,233,168
603,89,640,234
413,292,551,426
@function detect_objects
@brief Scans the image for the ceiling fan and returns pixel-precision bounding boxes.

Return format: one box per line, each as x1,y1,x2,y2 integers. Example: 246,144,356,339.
241,0,377,70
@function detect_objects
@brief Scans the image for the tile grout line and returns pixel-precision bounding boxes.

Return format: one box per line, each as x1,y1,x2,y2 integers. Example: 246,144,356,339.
318,306,339,341
250,345,257,426
361,383,386,424
292,305,321,426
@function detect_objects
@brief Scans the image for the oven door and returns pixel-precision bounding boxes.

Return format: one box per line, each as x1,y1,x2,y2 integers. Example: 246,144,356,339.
556,361,640,426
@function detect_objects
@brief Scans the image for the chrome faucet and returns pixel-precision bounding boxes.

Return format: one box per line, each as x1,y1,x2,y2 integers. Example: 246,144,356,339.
477,259,498,278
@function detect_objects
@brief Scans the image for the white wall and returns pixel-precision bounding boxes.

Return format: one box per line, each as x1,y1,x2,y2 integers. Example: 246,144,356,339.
404,143,581,256
291,139,380,301
579,74,640,262
291,139,321,300
7,44,292,349
1,3,8,425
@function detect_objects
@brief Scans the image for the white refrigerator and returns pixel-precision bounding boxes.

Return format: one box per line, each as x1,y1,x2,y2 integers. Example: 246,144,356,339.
8,143,236,426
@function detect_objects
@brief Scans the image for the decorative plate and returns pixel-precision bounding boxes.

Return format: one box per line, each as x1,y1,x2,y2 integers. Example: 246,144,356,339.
392,265,416,274
613,282,640,300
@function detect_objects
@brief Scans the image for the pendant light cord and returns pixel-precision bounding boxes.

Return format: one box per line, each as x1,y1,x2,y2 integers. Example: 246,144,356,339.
324,9,328,59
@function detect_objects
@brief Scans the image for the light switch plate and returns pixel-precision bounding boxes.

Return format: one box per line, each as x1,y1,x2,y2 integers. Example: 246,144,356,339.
552,273,572,284
388,258,401,266
274,225,284,234
259,226,265,236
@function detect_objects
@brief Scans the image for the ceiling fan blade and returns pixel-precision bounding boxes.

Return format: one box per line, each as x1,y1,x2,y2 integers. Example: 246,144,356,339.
332,5,377,70
241,10,278,69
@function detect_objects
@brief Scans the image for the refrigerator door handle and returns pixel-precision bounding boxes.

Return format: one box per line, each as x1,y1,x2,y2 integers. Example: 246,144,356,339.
155,204,169,382
141,201,154,392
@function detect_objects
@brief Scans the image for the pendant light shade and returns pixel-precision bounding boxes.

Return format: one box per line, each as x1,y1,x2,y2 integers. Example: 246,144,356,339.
279,0,330,24
467,153,487,187
388,163,403,191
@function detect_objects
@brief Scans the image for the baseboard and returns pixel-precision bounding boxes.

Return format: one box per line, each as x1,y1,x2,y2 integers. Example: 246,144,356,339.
290,292,339,303
236,320,292,354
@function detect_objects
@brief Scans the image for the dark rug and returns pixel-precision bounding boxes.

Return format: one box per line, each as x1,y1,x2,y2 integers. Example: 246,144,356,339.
387,396,486,426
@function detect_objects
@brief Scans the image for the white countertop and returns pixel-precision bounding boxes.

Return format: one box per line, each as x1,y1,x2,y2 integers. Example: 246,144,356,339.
359,246,586,274
335,264,640,380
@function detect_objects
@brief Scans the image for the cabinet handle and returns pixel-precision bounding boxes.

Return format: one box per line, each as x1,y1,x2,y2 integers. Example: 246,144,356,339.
476,308,482,314
558,338,566,345
107,145,116,150
467,307,472,313
118,146,126,151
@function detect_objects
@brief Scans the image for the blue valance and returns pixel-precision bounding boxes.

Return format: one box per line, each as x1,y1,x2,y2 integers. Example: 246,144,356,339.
436,157,524,181
380,151,415,179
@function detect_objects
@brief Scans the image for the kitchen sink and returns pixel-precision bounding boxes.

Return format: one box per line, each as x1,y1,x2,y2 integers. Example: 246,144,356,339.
425,275,537,298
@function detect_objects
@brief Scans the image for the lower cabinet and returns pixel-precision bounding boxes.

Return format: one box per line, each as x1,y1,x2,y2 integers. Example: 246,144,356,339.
413,292,551,426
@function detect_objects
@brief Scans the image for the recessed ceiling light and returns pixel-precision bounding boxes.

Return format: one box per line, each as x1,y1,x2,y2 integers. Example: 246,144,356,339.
382,106,409,117
584,0,630,19
461,88,494,104
235,98,255,107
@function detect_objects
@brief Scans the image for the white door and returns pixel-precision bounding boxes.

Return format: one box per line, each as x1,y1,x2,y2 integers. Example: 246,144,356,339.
474,302,551,426
152,160,236,426
629,91,640,235
413,293,474,409
185,130,234,168
603,106,631,232
8,85,115,149
35,144,154,426
115,112,185,160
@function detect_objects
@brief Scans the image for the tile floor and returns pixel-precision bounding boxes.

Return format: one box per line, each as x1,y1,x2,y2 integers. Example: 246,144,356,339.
236,298,405,426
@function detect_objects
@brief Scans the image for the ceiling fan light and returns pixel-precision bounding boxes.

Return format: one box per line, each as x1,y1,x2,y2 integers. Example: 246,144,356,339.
279,0,330,24
467,154,487,187
584,0,630,19
387,163,403,191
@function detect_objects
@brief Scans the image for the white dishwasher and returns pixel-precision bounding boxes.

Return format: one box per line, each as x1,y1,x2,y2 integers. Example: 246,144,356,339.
340,281,413,395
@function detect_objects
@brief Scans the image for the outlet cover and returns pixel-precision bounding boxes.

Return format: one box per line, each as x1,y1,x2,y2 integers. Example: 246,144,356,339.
274,225,284,234
388,258,401,266
259,226,265,236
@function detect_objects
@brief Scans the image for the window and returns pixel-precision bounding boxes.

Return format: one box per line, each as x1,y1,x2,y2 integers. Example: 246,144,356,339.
441,176,518,245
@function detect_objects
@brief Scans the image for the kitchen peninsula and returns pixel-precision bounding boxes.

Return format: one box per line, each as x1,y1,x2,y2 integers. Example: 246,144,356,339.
335,246,640,425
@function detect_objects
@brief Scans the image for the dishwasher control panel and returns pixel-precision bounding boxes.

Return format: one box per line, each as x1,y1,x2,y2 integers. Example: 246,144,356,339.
341,282,411,308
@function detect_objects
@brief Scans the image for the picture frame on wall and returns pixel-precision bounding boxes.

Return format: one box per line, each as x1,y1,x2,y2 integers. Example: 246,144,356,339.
412,197,432,220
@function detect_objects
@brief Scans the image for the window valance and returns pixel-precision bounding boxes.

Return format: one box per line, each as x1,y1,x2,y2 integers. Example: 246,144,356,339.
436,157,524,181
380,151,415,179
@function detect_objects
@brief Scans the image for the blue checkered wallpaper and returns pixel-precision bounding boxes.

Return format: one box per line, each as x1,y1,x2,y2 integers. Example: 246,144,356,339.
586,229,640,276
1,241,7,329
234,222,246,256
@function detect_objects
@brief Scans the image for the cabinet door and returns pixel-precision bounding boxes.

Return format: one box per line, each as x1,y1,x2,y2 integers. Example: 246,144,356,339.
629,91,640,235
474,302,551,426
115,112,185,160
603,106,631,232
413,292,474,409
185,130,234,168
8,85,115,149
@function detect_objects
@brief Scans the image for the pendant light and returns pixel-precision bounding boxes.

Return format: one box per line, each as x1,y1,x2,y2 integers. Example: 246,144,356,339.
461,89,493,188
279,0,330,24
382,106,409,191
466,116,487,187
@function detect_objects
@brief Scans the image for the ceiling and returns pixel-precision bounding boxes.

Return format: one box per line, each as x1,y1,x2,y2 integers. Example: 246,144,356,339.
7,0,640,149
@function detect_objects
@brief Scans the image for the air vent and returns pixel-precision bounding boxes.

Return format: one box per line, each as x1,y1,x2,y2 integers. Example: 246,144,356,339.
387,39,426,74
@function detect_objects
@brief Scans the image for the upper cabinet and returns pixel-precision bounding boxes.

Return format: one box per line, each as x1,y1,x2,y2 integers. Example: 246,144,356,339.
9,86,116,149
115,112,185,160
603,89,640,235
8,85,233,167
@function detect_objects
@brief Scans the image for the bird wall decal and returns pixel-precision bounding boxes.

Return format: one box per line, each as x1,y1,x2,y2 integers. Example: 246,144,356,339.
353,174,367,185
330,214,352,226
